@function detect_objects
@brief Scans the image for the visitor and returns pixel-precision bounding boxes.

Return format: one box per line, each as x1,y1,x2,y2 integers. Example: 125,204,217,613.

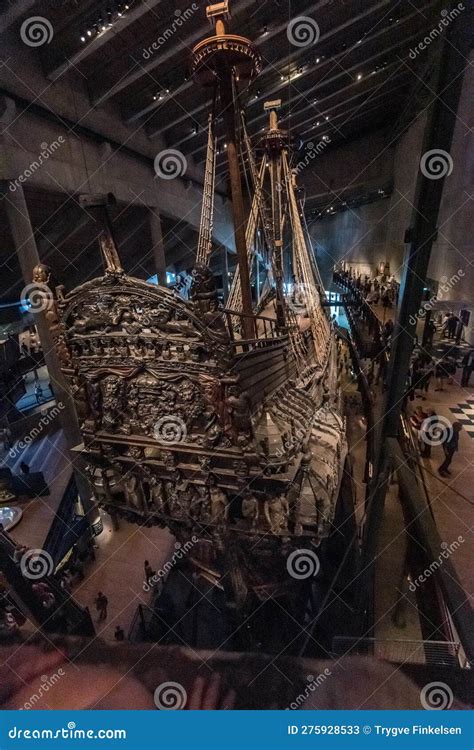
416,358,434,399
447,313,459,339
442,312,452,338
95,591,108,621
438,422,462,477
454,317,464,345
461,349,474,387
1,426,13,451
434,359,449,391
144,560,155,587
382,290,391,309
19,462,30,475
34,381,43,404
424,319,436,347
114,625,125,642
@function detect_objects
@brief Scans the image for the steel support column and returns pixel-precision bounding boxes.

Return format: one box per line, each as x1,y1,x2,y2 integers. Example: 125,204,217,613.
356,8,471,631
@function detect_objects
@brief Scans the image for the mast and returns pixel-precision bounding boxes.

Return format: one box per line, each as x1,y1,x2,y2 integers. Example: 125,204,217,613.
192,1,261,340
262,99,287,329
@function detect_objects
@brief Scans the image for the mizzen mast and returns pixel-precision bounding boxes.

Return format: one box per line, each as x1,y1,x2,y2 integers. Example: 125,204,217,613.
192,1,262,340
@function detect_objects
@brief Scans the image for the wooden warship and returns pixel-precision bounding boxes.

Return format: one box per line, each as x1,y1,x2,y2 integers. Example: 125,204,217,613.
35,2,347,650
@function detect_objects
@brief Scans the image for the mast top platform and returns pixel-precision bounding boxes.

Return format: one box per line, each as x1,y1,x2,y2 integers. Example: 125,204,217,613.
259,100,290,154
191,1,262,86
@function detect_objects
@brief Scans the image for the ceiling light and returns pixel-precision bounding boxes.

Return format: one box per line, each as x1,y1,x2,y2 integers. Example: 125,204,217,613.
87,29,92,36
80,35,86,42
357,73,363,81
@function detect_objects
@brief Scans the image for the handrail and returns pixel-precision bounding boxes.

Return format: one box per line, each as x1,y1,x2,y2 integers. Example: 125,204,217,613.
222,308,276,324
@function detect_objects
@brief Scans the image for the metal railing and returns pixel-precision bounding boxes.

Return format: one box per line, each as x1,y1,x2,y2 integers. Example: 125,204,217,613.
332,636,461,666
222,307,286,353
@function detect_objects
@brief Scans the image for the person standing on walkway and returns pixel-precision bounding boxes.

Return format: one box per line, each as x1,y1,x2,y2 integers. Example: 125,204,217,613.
461,350,474,387
144,560,155,587
95,592,108,621
114,625,125,641
425,319,436,347
438,422,462,477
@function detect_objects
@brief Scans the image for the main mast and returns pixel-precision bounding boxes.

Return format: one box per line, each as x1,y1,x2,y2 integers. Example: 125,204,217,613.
192,1,261,340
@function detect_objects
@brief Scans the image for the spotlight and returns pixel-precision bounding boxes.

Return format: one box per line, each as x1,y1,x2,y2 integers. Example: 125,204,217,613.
87,29,92,36
80,35,86,42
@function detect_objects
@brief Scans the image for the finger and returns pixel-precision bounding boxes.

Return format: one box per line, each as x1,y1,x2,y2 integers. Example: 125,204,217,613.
202,671,221,710
187,675,205,710
221,688,236,710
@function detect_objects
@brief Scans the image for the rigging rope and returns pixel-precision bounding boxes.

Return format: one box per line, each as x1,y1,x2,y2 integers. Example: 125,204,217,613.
283,151,330,366
196,105,217,265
